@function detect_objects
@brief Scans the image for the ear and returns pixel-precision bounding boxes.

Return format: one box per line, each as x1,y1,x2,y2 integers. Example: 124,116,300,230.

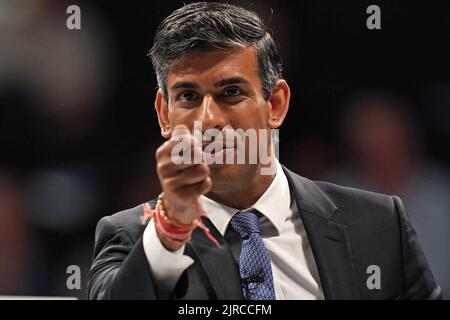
154,89,171,138
267,80,290,129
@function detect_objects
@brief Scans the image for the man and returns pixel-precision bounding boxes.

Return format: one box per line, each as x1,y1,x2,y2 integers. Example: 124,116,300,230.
87,2,441,300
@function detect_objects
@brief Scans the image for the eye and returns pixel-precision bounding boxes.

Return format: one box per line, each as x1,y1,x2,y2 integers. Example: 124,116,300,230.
222,87,243,97
176,91,198,102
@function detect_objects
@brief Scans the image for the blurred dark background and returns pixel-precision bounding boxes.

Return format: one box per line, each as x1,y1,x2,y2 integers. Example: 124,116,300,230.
0,0,449,299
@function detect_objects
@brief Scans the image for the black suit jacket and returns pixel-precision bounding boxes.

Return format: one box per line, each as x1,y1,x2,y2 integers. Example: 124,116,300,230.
87,166,441,300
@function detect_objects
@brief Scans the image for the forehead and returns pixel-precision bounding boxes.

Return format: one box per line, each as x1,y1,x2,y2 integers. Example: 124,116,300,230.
167,46,260,88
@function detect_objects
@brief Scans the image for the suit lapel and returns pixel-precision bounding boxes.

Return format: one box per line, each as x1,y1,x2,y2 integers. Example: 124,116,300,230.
188,216,243,300
283,166,360,299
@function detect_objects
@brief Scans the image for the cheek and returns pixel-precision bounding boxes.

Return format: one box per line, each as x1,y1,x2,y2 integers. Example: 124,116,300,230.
248,112,270,137
235,103,268,129
169,108,197,125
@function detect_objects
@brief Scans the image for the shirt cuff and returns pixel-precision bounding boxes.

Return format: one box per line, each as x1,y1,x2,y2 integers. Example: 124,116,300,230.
142,218,194,295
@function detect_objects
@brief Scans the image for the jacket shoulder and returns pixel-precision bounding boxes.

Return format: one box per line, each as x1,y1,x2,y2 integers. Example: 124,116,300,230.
314,180,395,209
96,201,155,243
312,179,400,226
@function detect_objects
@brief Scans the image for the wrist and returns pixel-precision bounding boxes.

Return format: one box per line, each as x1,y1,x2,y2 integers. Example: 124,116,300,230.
154,220,188,252
162,193,196,226
152,193,195,251
141,192,220,249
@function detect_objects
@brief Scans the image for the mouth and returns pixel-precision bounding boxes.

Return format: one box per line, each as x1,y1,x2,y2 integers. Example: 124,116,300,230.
202,142,234,152
202,142,235,162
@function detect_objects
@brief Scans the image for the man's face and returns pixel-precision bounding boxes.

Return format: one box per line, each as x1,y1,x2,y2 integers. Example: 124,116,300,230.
158,46,280,192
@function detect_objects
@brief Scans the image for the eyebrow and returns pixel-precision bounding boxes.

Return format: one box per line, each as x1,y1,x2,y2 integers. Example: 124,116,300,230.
171,81,201,91
213,77,251,88
170,77,251,91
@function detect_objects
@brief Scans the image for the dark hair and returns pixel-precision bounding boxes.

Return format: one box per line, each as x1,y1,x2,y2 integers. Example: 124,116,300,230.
149,2,283,101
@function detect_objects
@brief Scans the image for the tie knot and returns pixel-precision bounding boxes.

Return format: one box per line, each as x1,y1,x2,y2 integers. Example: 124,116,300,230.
230,210,261,239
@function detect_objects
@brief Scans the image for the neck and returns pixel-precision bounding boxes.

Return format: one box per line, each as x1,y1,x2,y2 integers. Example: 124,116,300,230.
205,161,277,210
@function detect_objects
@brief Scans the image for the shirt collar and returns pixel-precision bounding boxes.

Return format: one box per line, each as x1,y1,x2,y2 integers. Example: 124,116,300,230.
200,159,291,236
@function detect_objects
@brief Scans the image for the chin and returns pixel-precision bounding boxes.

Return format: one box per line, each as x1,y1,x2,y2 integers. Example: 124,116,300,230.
208,163,256,191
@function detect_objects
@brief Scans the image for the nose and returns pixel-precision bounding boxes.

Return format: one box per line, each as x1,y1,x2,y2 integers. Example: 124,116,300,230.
199,94,228,131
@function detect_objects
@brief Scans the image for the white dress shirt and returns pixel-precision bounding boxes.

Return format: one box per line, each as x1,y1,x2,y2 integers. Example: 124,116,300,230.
143,160,324,299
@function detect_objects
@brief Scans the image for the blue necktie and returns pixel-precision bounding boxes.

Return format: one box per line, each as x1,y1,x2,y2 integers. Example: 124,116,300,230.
230,210,276,300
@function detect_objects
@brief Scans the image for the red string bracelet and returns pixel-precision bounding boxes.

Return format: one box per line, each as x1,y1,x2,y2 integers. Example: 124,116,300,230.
141,193,220,247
